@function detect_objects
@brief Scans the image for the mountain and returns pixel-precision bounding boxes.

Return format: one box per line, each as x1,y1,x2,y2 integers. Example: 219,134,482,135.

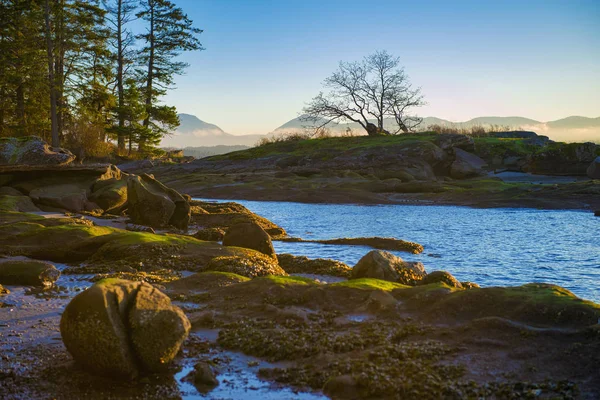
160,114,264,148
271,115,600,143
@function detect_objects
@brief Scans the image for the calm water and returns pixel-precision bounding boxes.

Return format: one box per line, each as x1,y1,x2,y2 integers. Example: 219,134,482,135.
199,199,600,302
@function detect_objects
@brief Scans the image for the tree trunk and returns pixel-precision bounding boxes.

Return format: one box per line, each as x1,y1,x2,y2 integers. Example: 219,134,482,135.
15,81,25,135
116,0,125,152
44,0,59,147
140,0,155,151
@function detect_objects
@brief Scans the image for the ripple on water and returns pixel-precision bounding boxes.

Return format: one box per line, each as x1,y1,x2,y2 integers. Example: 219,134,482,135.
195,199,600,302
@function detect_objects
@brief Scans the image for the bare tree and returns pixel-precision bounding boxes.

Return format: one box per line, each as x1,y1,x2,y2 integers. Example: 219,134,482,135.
302,50,425,136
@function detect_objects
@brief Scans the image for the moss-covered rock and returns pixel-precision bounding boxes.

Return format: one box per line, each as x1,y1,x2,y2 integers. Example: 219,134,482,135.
277,253,351,277
0,136,75,166
420,270,463,288
193,227,225,242
350,250,426,285
0,260,60,286
60,279,190,378
223,222,275,258
205,254,286,278
426,283,600,327
0,194,40,212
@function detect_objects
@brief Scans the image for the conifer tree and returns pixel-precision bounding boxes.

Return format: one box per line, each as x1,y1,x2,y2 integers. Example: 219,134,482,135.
137,0,203,150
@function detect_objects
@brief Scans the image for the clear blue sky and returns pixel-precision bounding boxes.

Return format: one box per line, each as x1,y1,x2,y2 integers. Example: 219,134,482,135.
164,0,600,134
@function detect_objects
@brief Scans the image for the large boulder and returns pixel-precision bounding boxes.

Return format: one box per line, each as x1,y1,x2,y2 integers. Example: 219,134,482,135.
450,148,487,179
350,250,426,285
0,260,60,286
587,156,600,179
60,279,190,378
0,136,75,166
127,174,191,230
222,222,276,258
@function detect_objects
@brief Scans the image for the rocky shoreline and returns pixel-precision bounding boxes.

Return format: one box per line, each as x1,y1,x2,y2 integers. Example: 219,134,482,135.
120,132,600,211
1,137,600,399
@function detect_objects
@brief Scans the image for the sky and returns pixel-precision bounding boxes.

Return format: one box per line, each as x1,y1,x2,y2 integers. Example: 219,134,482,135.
164,0,600,135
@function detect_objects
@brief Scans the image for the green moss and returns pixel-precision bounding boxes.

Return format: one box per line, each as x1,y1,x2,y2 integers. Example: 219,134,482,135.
331,278,409,291
428,283,600,327
258,275,318,286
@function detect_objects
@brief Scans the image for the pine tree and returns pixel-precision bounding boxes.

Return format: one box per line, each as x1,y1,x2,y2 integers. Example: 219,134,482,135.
137,0,203,150
0,0,49,138
104,0,137,152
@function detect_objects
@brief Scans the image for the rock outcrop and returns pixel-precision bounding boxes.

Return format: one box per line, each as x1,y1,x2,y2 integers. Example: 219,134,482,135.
587,156,600,179
222,222,276,258
127,173,191,230
450,148,487,179
0,136,75,166
350,250,426,285
0,260,60,286
60,279,190,378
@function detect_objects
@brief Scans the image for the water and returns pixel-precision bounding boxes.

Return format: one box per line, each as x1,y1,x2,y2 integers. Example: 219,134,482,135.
197,199,600,302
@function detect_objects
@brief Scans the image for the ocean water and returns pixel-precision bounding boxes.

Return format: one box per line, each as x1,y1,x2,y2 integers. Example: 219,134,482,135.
198,199,600,302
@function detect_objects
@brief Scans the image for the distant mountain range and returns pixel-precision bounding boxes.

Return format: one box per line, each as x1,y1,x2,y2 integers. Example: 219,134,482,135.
160,113,600,149
161,113,264,148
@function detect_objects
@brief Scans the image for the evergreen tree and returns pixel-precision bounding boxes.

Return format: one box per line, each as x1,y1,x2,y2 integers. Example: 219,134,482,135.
137,0,203,150
0,0,49,138
104,0,138,152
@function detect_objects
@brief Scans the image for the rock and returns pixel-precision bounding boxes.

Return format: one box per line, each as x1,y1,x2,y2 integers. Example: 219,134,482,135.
323,375,361,399
193,227,225,242
205,255,286,278
594,210,600,217
490,131,539,139
60,279,190,378
127,174,190,230
0,284,9,295
450,148,487,179
434,133,475,152
277,254,351,277
29,183,89,211
0,136,75,166
420,271,463,288
462,281,480,289
223,222,276,258
0,260,60,286
524,135,552,147
0,187,23,196
351,250,426,285
0,194,41,212
526,142,597,175
125,223,156,234
587,156,600,179
184,361,219,391
89,177,128,212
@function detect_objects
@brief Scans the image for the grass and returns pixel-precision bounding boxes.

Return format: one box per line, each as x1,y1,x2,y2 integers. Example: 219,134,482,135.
209,134,438,161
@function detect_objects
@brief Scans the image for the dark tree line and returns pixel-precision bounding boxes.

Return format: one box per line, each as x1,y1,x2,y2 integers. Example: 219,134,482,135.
0,0,203,156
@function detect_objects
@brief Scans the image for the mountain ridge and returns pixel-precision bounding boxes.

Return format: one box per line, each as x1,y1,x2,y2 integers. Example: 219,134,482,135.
161,113,600,148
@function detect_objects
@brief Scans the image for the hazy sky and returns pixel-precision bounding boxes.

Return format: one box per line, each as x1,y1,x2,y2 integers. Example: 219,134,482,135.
165,0,600,135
